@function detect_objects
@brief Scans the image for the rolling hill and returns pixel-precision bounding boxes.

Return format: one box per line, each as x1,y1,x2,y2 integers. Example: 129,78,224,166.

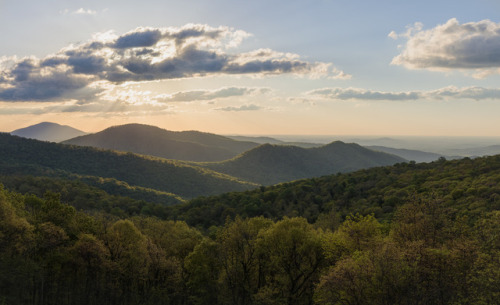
172,152,500,229
202,141,406,185
0,133,256,200
62,123,259,161
10,122,87,142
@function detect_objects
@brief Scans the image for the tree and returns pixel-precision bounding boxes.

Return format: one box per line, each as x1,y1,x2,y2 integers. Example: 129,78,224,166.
255,217,324,305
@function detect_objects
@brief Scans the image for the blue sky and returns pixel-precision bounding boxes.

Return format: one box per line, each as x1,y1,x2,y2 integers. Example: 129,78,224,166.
1,0,500,135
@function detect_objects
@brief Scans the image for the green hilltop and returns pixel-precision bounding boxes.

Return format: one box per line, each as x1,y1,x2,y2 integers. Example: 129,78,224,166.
201,141,405,185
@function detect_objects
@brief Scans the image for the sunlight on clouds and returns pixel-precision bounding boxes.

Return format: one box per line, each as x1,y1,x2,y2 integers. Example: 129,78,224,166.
391,19,500,76
0,24,343,107
306,86,500,102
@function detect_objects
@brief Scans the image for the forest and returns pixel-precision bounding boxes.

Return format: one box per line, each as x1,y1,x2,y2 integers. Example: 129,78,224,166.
1,153,500,304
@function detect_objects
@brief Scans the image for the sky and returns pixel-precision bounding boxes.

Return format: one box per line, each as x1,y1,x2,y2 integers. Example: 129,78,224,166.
1,0,500,136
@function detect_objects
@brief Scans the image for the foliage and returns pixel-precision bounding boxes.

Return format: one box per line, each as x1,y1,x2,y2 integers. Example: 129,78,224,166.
1,142,500,304
171,155,500,228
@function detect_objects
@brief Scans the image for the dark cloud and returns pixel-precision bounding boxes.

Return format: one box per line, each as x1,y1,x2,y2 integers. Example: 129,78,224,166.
113,29,163,49
0,63,92,101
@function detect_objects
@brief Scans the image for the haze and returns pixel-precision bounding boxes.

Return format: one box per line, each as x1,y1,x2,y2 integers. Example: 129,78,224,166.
1,0,500,136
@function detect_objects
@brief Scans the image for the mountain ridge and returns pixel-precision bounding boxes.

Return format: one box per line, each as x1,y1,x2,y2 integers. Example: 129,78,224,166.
0,133,256,199
63,123,260,162
202,141,406,185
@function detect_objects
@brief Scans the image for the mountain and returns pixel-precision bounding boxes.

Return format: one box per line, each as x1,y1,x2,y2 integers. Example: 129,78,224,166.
0,133,256,200
10,122,87,142
63,123,260,162
365,145,450,163
202,141,405,185
173,152,500,229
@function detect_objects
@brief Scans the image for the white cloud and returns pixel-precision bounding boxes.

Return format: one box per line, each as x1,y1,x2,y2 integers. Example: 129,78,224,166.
391,18,500,76
156,87,270,102
214,104,262,111
307,86,500,101
60,8,98,15
74,8,97,15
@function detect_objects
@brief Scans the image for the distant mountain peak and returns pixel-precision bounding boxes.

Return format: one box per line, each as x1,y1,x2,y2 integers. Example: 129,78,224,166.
11,122,87,143
62,123,260,162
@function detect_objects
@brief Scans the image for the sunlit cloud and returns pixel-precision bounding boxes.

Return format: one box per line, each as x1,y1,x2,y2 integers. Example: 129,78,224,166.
307,86,500,101
391,18,500,77
156,87,271,102
0,24,344,104
214,104,262,111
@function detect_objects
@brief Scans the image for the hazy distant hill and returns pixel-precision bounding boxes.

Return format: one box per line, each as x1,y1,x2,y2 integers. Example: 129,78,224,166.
203,141,405,185
0,133,256,199
11,122,87,142
365,145,449,163
446,144,500,157
226,135,286,144
227,135,321,148
63,124,259,161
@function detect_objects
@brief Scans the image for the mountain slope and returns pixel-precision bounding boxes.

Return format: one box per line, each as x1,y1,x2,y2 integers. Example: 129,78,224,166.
203,141,405,185
63,123,259,161
172,154,500,229
11,122,87,142
0,133,256,199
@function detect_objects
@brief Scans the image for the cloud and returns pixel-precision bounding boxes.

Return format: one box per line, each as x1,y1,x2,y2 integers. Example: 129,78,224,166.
156,87,270,102
214,104,262,111
0,98,173,116
391,18,500,75
0,24,343,102
60,8,98,15
307,87,420,101
307,86,500,101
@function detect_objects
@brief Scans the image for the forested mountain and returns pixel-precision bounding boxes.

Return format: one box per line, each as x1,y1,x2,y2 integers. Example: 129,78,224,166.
1,152,499,305
62,123,259,161
203,141,405,185
172,154,500,228
366,145,450,163
10,122,87,142
0,133,256,199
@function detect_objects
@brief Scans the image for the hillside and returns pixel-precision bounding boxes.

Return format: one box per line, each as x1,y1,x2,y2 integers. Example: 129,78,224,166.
10,122,87,142
170,154,500,229
0,133,256,199
1,146,499,305
62,123,259,161
203,141,405,185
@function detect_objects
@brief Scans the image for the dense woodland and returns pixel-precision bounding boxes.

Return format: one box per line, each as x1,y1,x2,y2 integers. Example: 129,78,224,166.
1,149,500,304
